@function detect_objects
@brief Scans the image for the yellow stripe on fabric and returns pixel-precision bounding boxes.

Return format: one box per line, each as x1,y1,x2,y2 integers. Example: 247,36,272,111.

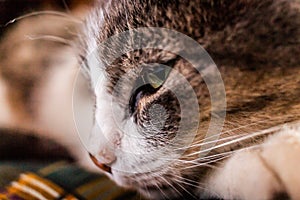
17,177,56,200
20,173,60,198
11,182,48,200
25,173,64,195
38,161,68,176
7,184,39,200
0,193,8,200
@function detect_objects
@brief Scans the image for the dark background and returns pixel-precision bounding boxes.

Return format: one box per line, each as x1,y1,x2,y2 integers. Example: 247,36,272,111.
0,0,93,161
0,0,93,37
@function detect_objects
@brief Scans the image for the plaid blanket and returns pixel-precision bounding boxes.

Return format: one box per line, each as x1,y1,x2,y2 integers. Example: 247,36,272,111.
0,161,142,200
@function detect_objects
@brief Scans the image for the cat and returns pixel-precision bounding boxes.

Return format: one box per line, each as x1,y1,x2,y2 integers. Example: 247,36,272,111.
1,0,300,199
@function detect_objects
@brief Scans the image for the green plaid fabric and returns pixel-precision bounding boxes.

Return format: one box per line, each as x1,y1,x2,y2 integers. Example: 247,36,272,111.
0,161,143,200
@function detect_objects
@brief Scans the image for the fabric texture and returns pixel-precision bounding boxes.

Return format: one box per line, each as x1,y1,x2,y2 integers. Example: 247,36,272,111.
0,161,142,200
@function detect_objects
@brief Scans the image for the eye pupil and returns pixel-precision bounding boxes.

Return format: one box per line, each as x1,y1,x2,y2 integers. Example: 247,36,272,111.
129,84,156,115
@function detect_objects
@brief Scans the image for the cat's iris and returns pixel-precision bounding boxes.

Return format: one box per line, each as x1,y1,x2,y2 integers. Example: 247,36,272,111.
129,64,172,115
143,65,171,89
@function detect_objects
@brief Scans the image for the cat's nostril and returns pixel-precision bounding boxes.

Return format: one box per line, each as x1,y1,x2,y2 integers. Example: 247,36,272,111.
89,153,112,174
97,147,116,164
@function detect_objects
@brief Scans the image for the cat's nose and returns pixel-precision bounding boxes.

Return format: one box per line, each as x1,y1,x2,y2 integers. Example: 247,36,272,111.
89,153,112,174
88,125,119,173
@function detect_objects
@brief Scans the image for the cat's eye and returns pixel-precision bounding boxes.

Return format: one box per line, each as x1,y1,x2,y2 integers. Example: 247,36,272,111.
129,64,172,115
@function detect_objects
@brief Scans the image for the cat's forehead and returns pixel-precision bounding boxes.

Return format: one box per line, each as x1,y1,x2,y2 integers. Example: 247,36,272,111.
81,0,201,57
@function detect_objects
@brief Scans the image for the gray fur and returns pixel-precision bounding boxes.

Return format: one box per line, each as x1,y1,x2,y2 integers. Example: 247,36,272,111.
0,0,300,199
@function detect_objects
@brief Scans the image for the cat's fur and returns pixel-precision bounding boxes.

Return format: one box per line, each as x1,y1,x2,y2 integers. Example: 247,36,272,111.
0,0,300,199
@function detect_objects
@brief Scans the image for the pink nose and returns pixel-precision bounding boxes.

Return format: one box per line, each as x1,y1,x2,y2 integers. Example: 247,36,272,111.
89,153,112,174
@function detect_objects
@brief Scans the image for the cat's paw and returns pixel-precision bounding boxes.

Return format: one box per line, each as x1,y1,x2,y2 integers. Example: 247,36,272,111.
258,126,300,199
203,125,300,200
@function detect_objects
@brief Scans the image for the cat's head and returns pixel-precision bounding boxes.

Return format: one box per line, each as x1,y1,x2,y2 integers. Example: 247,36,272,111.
80,29,225,198
75,0,300,198
74,1,228,198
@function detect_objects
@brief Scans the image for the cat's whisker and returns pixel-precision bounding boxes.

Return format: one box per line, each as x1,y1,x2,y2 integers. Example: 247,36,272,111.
197,163,220,170
170,176,212,195
160,176,184,197
180,156,230,170
220,120,268,135
172,131,251,153
173,179,198,198
176,133,247,151
187,149,240,161
3,10,82,27
196,118,270,143
185,126,279,157
157,150,234,164
153,181,168,200
160,155,229,171
25,35,73,46
138,181,152,199
62,0,71,13
173,119,271,152
132,165,170,199
172,174,203,186
172,177,199,189
152,150,235,169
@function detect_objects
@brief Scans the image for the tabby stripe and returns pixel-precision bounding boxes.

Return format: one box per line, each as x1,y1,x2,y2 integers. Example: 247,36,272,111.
11,182,47,200
20,174,60,198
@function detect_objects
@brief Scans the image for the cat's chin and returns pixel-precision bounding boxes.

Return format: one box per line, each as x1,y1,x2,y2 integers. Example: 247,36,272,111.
111,171,131,187
112,175,177,199
111,169,150,187
111,169,195,199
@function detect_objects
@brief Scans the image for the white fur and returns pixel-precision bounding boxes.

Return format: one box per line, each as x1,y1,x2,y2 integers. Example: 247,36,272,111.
84,8,104,56
260,125,300,199
204,122,300,199
87,49,168,181
84,46,118,164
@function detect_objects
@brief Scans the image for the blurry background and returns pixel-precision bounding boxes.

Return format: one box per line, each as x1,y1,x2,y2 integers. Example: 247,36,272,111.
0,0,93,161
0,0,94,37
